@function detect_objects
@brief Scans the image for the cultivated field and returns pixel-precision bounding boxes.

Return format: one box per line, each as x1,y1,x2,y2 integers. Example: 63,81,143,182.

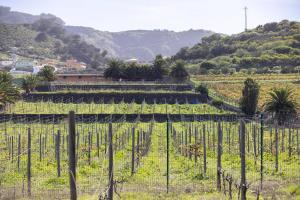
0,78,299,200
0,120,299,199
192,74,300,109
5,101,230,115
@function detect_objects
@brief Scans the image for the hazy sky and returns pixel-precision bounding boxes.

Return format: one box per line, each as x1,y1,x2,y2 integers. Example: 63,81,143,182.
0,0,299,34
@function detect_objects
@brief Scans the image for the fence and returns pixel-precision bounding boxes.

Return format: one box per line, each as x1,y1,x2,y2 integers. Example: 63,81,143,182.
0,113,299,199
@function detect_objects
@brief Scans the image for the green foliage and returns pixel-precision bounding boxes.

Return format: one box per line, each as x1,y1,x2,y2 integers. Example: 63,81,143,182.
151,54,168,79
105,56,177,81
0,22,107,68
0,71,20,107
0,71,12,83
273,46,293,54
173,20,300,74
104,59,124,80
240,78,260,115
170,60,189,82
38,65,56,82
35,32,48,42
211,99,224,108
264,88,298,125
21,74,39,94
195,84,208,96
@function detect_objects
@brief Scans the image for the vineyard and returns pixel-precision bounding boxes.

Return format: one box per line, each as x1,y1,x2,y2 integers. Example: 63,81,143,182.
5,101,230,115
0,80,299,200
192,74,300,109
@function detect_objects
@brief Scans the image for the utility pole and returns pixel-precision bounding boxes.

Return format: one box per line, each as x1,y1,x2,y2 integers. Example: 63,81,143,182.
244,6,248,32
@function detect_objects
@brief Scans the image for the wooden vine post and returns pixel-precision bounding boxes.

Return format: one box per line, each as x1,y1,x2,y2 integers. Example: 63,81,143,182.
217,121,222,191
166,118,170,193
240,120,247,200
131,127,135,175
108,122,114,200
56,130,61,177
68,111,77,200
27,128,31,197
275,125,279,172
203,124,207,176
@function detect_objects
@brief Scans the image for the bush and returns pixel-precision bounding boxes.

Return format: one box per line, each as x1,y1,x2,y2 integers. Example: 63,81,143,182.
195,84,208,96
273,46,292,54
212,99,224,108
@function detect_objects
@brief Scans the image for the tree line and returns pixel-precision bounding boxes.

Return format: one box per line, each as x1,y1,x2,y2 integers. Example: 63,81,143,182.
104,55,189,81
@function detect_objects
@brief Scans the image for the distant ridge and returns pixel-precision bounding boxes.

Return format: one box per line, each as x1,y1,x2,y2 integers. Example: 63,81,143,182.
0,6,214,61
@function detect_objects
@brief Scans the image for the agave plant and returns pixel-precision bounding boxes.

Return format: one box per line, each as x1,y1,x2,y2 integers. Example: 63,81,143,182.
264,88,298,125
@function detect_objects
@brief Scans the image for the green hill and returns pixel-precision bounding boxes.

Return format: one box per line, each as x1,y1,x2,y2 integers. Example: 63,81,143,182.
0,6,213,62
173,20,300,74
0,20,107,68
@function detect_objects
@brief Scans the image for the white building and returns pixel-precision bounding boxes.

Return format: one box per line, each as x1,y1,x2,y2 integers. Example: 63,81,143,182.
0,60,13,66
15,60,37,68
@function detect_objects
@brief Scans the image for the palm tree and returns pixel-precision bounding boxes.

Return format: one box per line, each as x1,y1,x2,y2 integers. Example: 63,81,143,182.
0,82,20,108
0,72,20,110
104,59,124,80
264,88,298,125
170,60,189,82
22,75,39,94
0,71,13,83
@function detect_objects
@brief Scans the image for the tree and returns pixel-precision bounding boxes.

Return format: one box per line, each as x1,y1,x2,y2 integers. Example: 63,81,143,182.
264,88,298,125
35,32,48,42
195,84,209,96
38,65,56,82
200,61,217,71
170,60,189,82
240,78,260,116
0,71,20,109
22,75,39,94
0,71,13,83
104,59,124,80
151,55,168,80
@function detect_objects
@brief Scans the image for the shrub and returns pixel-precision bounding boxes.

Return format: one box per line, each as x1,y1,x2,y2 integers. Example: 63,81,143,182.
212,99,224,108
195,84,208,96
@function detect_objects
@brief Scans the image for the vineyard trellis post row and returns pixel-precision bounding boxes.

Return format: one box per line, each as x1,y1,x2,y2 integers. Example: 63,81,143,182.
68,111,77,200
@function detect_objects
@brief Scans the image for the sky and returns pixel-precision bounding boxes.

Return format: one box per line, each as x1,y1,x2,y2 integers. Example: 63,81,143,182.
0,0,299,34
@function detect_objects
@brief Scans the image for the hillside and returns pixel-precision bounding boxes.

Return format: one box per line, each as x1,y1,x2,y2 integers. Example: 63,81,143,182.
173,20,300,74
0,21,107,68
0,6,214,62
65,26,213,61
